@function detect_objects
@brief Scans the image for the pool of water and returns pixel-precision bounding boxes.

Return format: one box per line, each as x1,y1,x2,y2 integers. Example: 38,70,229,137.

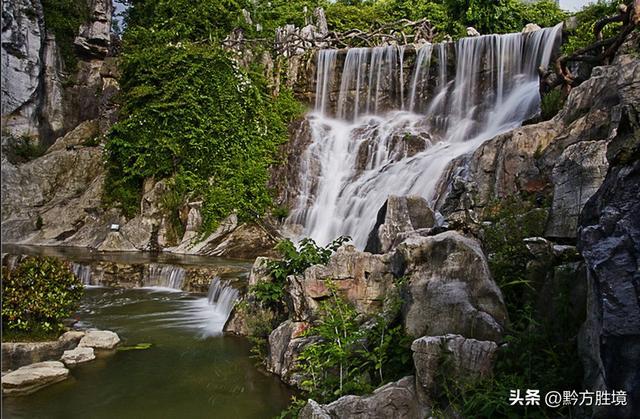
2,288,293,419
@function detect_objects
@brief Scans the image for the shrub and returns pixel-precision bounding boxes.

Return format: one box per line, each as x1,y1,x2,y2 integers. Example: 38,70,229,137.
562,0,621,55
2,257,84,339
42,0,89,70
540,89,565,121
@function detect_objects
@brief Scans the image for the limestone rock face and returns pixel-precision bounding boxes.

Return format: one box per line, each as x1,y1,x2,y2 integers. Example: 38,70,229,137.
1,331,84,371
299,376,428,419
266,320,314,386
393,231,507,342
78,330,120,350
578,134,640,418
288,245,396,321
412,334,498,405
1,0,44,139
365,195,436,254
1,361,69,396
61,346,95,366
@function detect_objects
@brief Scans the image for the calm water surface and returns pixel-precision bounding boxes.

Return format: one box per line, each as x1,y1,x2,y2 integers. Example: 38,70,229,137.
3,288,292,419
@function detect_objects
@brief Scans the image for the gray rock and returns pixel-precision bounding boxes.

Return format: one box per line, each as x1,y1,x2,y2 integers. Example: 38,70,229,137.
2,331,84,371
61,346,95,366
299,376,428,419
578,132,640,418
78,330,120,349
365,195,436,254
267,320,315,386
393,231,507,342
74,0,113,58
522,23,541,33
412,334,498,405
2,361,69,396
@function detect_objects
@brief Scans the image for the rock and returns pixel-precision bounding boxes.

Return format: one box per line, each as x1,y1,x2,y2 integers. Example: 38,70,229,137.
61,346,95,366
299,376,428,419
2,331,84,371
223,303,250,336
545,140,609,239
46,120,99,153
74,0,113,58
393,231,507,341
248,257,273,287
577,131,640,417
523,237,553,259
365,195,436,254
288,244,396,321
522,23,541,33
78,330,120,349
266,320,314,386
412,334,498,405
2,361,69,396
466,27,480,37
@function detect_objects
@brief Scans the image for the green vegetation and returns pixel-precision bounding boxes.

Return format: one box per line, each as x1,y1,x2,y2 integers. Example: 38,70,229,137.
297,283,413,403
2,257,84,340
4,135,48,163
42,0,89,69
540,89,565,121
431,198,583,417
562,0,622,55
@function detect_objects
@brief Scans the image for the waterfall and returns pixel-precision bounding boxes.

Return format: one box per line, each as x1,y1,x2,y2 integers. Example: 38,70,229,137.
287,24,562,247
206,277,239,319
72,263,93,286
146,264,186,290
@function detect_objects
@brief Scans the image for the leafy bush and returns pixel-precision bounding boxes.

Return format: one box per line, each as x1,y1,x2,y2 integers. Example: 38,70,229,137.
297,281,412,402
2,257,84,339
540,88,564,121
252,236,350,308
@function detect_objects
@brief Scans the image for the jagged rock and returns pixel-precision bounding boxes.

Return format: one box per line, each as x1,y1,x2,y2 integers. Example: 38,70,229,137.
299,376,428,419
578,132,640,418
365,195,436,254
287,245,396,321
1,331,85,371
266,320,314,386
78,330,120,349
2,361,69,395
46,120,99,153
61,346,95,366
412,335,498,405
393,231,507,342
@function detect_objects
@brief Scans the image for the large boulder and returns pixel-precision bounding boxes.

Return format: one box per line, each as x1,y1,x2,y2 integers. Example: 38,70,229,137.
2,361,69,396
266,320,314,386
1,331,84,371
393,231,507,342
299,376,428,419
287,244,396,321
365,195,436,254
412,334,498,405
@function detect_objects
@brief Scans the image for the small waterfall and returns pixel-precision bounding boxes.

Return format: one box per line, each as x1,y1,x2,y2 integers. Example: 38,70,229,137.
146,264,186,290
72,263,93,286
206,277,239,319
288,24,563,247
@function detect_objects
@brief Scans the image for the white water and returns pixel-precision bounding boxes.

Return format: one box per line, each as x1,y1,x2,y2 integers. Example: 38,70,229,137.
145,264,186,291
287,25,562,247
72,263,93,286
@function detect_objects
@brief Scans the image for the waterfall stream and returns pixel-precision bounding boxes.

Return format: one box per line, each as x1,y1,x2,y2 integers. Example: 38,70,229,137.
287,25,562,247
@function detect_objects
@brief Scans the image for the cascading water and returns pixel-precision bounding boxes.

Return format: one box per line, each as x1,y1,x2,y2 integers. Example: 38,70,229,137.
287,24,562,247
146,264,186,290
207,276,240,319
71,263,93,286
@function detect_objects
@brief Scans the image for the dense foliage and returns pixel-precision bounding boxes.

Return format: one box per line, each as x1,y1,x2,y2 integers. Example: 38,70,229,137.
105,2,304,231
2,257,84,339
41,0,89,69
